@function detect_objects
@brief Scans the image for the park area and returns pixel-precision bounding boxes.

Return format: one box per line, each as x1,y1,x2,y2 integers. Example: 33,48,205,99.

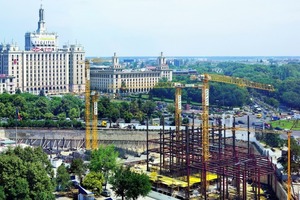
269,119,300,131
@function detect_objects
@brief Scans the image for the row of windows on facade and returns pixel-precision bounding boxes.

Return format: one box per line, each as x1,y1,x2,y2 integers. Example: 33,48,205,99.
25,86,67,91
11,66,68,71
8,55,84,62
15,53,84,60
91,73,162,78
6,65,83,71
10,71,66,77
11,65,83,72
12,74,82,80
12,70,83,77
26,82,67,86
92,78,159,83
13,71,83,77
25,76,83,80
27,79,82,83
93,83,156,87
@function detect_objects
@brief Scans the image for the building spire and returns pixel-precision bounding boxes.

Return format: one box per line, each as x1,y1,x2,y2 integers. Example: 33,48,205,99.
37,3,46,33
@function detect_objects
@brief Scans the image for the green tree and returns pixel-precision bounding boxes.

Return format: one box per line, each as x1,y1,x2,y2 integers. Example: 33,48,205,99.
263,132,284,148
58,112,67,121
119,102,130,118
44,112,54,120
141,100,156,117
130,100,139,115
35,97,50,114
70,158,86,183
11,177,30,200
15,88,22,94
123,111,133,123
4,103,15,118
182,117,189,125
106,105,120,123
28,107,43,119
82,171,104,195
110,166,151,200
56,164,70,191
0,147,55,200
90,145,119,189
39,89,45,97
0,186,5,199
13,95,27,110
135,111,145,124
0,102,5,117
69,108,79,120
278,138,300,173
166,104,175,115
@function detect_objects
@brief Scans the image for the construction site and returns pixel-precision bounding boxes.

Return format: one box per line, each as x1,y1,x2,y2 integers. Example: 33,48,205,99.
84,61,293,200
145,118,278,200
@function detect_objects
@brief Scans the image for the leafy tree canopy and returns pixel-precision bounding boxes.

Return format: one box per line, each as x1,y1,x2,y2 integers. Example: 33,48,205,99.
82,171,104,195
0,146,55,200
90,145,119,173
110,166,151,200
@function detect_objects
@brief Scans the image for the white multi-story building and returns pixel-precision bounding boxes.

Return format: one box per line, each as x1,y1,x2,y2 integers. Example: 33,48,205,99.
0,5,85,95
0,74,15,94
90,52,172,94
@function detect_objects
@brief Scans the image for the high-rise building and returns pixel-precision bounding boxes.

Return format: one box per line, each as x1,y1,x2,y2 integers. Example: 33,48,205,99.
90,52,172,94
0,5,85,95
0,74,15,94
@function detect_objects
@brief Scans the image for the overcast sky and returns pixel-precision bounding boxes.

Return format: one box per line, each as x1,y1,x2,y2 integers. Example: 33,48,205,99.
1,0,300,57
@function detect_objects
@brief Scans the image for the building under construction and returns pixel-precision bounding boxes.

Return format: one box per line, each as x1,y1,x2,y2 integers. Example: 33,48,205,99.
147,118,278,200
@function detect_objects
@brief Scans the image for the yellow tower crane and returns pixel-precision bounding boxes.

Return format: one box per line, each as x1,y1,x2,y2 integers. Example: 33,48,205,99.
191,74,275,197
192,74,275,161
85,60,99,150
85,60,91,150
91,91,99,150
154,75,288,198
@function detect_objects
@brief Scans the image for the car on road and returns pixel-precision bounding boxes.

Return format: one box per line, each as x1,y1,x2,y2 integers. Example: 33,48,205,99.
101,189,111,197
149,156,155,162
238,120,245,124
135,152,141,157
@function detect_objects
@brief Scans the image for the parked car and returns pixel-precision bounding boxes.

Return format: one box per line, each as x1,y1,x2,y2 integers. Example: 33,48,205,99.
274,127,283,131
149,156,155,162
101,189,111,197
135,152,141,157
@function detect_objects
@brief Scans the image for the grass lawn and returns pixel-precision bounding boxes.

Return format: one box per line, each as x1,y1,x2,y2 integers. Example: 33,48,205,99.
269,120,300,131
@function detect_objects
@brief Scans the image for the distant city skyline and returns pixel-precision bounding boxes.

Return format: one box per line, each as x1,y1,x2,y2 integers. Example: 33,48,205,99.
1,0,300,57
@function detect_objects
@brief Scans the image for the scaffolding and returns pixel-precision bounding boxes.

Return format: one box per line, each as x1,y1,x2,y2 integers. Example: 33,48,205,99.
148,117,278,200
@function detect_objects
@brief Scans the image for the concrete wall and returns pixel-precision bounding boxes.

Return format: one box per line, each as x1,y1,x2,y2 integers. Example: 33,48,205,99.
2,128,161,141
2,128,161,151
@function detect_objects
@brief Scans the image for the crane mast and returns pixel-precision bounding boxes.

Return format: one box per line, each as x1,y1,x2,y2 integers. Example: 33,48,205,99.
153,77,276,198
91,91,99,150
191,74,275,197
197,74,274,161
85,60,91,150
175,87,182,134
